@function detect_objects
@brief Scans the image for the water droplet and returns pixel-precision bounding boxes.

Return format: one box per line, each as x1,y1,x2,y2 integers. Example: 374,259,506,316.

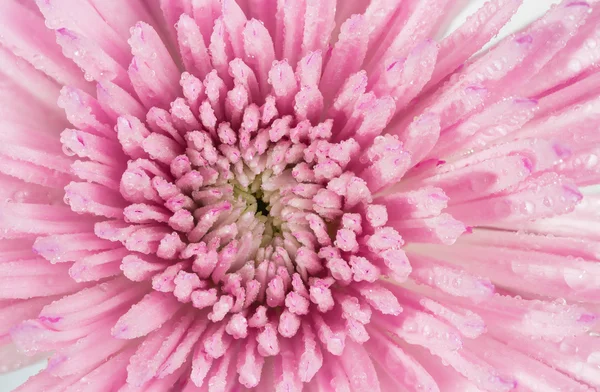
586,154,598,168
586,38,598,49
560,341,577,354
568,59,583,72
520,201,536,215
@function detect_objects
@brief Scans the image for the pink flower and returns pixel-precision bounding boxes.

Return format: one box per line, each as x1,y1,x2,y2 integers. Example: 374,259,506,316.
1,0,600,390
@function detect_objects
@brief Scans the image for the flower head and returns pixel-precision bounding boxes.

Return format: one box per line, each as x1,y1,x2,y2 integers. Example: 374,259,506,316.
1,0,600,391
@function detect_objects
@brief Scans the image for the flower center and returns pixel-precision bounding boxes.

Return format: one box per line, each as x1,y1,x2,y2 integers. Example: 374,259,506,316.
59,36,407,346
253,191,270,217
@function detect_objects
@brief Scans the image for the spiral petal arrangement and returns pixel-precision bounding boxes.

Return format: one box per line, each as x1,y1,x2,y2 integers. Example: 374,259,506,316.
2,0,600,391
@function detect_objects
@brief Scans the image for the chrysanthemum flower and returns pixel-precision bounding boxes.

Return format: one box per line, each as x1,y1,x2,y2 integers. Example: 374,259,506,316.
2,0,600,390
